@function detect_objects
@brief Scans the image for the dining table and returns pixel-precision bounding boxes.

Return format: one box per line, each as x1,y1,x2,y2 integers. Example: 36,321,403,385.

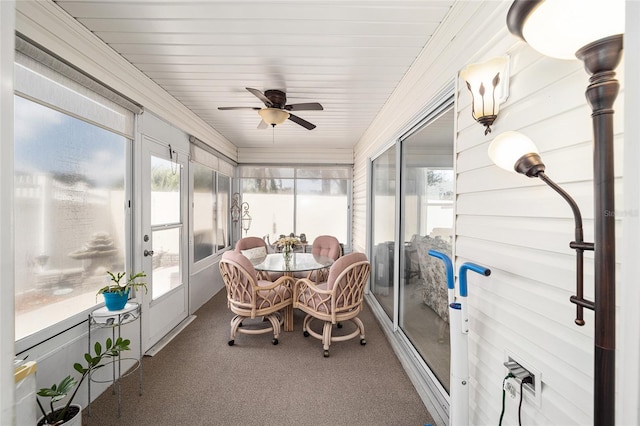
250,252,334,332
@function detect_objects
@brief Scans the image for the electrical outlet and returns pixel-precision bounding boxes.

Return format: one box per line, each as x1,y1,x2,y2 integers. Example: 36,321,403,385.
504,349,542,407
504,360,533,383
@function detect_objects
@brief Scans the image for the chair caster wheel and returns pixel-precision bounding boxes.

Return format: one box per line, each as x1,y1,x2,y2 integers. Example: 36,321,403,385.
228,340,234,346
360,339,366,345
272,338,279,345
337,322,343,329
303,331,310,337
323,350,330,358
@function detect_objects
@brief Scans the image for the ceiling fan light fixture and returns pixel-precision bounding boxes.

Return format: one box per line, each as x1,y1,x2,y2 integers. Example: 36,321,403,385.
258,108,290,126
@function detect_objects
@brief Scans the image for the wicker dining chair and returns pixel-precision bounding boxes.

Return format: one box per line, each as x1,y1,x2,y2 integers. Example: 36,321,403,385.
235,236,270,257
293,235,342,281
219,250,294,346
235,236,277,280
307,235,341,281
293,252,370,357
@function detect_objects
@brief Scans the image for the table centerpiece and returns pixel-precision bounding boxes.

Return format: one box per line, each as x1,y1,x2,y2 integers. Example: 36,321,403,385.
274,235,301,261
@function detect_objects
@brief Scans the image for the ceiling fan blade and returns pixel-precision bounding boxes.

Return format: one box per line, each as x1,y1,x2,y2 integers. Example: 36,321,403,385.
218,106,261,111
285,102,323,112
288,114,316,130
245,87,273,107
257,120,269,129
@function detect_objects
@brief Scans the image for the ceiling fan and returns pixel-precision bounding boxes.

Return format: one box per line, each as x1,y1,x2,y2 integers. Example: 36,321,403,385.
218,88,323,130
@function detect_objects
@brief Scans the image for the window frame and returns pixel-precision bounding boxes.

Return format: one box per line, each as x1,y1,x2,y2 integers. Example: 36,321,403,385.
14,37,138,353
238,164,353,250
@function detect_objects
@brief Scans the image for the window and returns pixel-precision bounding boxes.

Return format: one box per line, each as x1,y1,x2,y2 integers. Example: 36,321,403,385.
370,147,397,320
296,169,349,243
239,166,351,244
193,163,216,262
217,174,231,248
193,162,231,263
14,39,138,341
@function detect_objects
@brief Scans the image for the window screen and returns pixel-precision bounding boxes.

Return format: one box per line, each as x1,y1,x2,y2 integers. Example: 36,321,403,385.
14,37,137,340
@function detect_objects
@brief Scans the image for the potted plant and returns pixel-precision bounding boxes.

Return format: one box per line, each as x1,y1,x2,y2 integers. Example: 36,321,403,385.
96,271,147,311
37,336,131,425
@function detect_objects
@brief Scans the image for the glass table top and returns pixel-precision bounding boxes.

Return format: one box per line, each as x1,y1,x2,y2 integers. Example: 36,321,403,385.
251,252,334,273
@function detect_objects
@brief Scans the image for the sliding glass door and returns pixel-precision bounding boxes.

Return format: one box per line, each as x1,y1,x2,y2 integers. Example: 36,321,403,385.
399,108,454,392
370,147,396,320
369,105,454,393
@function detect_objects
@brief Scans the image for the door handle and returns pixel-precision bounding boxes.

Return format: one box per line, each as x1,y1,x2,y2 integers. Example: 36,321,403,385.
144,249,154,257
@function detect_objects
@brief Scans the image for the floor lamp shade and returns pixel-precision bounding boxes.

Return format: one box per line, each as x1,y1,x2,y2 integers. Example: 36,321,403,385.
488,131,539,173
507,0,624,59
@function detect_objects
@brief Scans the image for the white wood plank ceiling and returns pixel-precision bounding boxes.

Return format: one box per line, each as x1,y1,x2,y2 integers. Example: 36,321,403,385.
53,0,455,150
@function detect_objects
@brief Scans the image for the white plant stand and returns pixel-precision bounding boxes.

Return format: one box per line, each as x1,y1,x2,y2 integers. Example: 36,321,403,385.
87,302,142,417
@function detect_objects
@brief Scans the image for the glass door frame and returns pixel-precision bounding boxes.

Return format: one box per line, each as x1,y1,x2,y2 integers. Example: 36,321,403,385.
365,87,455,423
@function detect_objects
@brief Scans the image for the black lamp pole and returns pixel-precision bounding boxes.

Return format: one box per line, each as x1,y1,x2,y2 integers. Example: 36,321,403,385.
576,34,623,426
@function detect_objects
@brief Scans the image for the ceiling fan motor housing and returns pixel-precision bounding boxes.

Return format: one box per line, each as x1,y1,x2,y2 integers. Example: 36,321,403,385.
264,90,287,109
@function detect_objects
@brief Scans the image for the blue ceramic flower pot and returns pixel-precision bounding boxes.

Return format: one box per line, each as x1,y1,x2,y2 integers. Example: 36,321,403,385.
102,289,130,311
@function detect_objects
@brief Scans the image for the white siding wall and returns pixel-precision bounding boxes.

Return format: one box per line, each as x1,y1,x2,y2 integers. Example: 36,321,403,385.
456,27,625,426
354,1,629,425
352,147,368,253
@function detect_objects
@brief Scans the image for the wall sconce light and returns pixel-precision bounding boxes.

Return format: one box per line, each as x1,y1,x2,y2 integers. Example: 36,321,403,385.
258,108,290,127
231,193,252,235
460,56,510,135
505,1,624,424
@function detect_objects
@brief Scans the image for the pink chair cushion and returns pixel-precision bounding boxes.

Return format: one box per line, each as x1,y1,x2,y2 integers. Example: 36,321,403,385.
223,249,258,277
235,237,268,252
326,252,368,291
311,235,341,260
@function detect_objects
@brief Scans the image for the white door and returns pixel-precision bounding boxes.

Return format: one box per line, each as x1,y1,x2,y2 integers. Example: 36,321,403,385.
140,137,189,351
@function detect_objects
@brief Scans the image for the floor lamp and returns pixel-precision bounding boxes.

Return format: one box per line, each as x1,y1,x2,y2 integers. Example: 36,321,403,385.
503,1,624,424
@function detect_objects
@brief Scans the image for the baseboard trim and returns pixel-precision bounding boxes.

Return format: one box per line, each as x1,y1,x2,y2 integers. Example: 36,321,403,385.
145,315,197,357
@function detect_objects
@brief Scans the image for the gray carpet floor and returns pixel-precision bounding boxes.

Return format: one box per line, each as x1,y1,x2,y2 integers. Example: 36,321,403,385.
82,290,435,426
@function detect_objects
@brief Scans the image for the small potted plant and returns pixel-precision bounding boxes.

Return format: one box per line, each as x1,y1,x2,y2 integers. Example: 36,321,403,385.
97,271,147,311
37,336,131,425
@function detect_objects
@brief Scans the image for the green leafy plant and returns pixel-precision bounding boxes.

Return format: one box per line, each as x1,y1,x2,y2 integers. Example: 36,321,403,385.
97,271,147,297
37,337,131,425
